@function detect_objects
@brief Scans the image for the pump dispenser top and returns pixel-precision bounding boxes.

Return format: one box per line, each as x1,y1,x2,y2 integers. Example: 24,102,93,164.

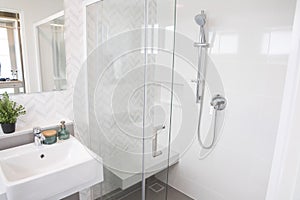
58,120,70,140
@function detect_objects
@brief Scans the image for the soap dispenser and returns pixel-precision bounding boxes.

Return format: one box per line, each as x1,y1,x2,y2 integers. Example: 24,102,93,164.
58,121,70,140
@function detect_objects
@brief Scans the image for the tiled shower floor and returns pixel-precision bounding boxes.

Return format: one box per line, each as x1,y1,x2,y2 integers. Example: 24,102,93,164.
98,177,193,200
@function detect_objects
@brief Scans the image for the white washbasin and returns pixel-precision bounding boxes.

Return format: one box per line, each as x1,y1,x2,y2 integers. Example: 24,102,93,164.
0,136,103,200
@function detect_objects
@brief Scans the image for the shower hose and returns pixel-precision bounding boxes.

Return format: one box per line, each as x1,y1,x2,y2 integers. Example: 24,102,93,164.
197,104,218,149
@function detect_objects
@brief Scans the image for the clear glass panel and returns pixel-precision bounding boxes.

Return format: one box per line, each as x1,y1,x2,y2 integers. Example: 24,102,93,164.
78,0,177,199
164,0,296,200
83,0,148,199
143,0,177,199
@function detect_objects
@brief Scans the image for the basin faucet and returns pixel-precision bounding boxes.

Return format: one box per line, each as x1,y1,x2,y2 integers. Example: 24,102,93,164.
152,125,165,157
33,127,45,146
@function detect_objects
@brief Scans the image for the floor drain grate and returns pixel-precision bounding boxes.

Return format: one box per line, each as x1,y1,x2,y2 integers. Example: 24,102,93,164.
149,183,165,193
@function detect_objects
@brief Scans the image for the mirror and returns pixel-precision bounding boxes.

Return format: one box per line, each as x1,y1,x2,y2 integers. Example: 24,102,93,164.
35,12,66,91
0,0,65,94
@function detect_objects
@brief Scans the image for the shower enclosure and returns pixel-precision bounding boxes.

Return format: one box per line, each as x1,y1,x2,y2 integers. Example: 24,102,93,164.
72,0,296,199
74,0,227,199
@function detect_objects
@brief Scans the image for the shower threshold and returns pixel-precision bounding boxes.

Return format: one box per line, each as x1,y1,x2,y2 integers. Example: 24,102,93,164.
105,147,179,190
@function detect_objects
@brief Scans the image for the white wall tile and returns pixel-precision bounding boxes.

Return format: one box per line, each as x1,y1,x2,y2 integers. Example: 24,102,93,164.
156,0,297,199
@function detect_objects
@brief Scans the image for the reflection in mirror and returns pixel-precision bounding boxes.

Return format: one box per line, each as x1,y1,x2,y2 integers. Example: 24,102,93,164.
0,0,65,94
35,12,66,91
0,11,25,94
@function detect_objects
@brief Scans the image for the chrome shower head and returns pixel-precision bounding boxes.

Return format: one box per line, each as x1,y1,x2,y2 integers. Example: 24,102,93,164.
195,12,206,26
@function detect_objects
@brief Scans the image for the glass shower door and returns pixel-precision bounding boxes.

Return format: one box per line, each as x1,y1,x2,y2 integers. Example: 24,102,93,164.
84,0,150,199
142,0,178,200
75,0,177,199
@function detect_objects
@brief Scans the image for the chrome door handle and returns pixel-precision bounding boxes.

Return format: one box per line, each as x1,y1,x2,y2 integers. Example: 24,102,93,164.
152,125,165,157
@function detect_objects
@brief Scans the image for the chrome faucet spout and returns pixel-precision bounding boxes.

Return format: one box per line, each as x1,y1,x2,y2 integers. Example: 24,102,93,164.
33,127,45,146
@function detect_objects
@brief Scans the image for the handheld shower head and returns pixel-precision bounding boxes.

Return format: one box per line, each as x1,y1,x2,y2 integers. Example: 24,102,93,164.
195,12,206,26
194,11,207,44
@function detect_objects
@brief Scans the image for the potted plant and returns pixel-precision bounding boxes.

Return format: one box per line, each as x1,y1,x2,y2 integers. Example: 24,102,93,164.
0,92,26,133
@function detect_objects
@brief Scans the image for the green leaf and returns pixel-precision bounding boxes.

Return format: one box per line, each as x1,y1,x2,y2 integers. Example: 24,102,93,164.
0,92,26,124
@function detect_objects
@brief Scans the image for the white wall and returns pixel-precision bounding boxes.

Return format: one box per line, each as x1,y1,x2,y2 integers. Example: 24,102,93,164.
155,0,297,199
0,0,63,92
265,0,300,199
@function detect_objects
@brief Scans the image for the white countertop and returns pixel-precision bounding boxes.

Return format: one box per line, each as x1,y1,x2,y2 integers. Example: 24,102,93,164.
0,120,73,138
0,182,7,200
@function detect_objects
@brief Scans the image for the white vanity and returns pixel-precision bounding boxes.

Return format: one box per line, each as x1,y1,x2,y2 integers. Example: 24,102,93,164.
0,136,103,200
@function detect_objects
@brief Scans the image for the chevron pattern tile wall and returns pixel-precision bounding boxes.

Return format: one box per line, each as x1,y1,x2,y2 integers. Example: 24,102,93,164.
10,90,73,132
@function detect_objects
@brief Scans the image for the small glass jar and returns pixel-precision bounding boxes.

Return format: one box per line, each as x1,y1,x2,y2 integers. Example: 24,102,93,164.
42,130,57,145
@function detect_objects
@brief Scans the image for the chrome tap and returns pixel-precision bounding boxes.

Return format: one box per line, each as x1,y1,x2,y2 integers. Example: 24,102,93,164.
33,127,45,146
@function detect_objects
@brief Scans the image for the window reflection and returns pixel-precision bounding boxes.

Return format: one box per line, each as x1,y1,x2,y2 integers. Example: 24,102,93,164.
0,11,25,94
261,29,292,55
210,32,239,54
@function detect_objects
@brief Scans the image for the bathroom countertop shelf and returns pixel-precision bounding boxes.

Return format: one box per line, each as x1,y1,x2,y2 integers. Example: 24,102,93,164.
0,120,74,151
0,81,23,88
0,120,73,139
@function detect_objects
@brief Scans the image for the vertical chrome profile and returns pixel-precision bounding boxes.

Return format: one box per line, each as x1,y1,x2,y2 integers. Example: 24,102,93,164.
142,0,149,199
